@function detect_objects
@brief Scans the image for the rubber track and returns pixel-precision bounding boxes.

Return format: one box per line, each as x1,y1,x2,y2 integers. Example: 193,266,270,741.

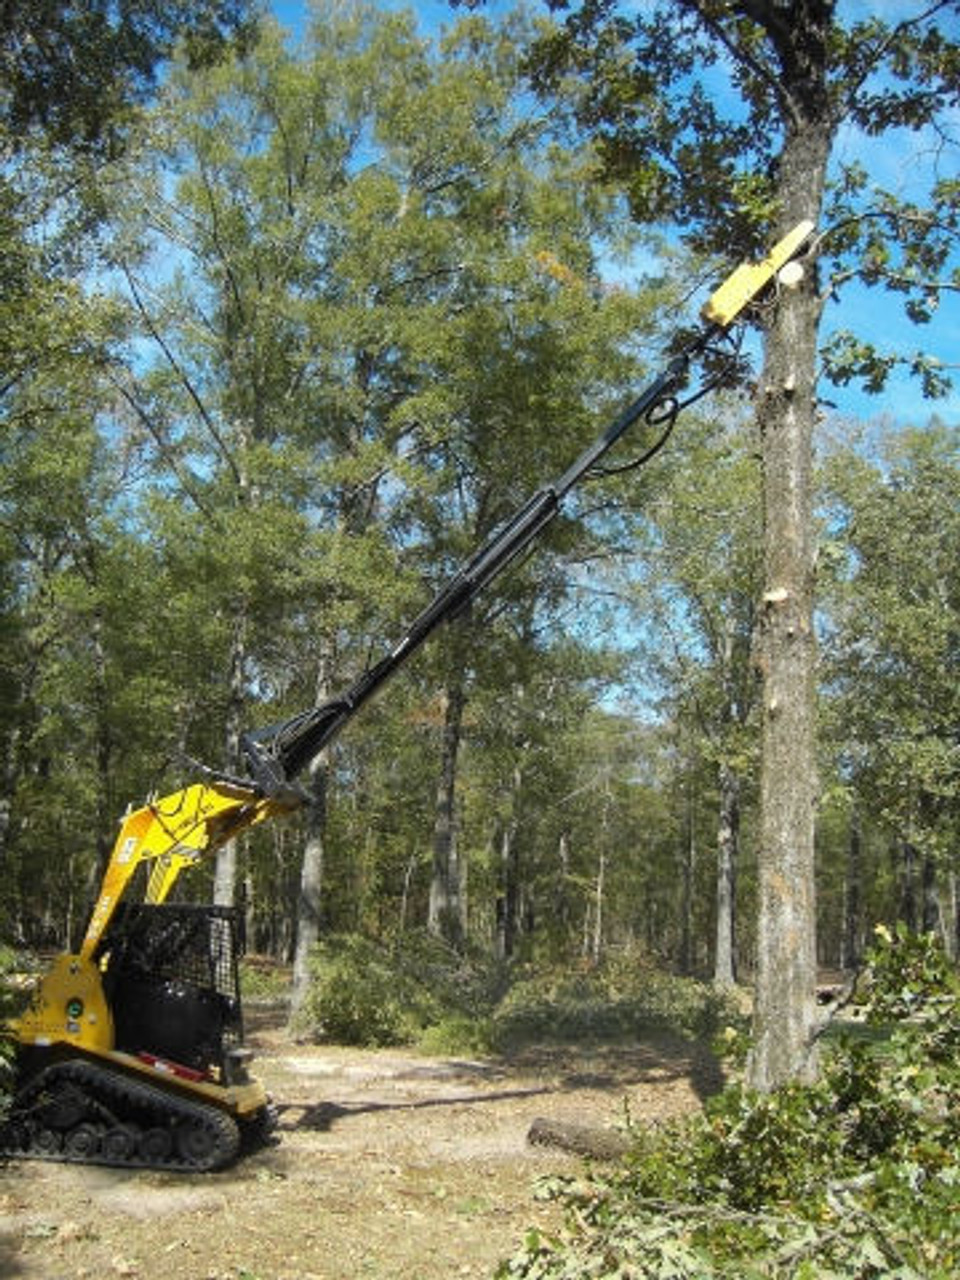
0,1058,242,1172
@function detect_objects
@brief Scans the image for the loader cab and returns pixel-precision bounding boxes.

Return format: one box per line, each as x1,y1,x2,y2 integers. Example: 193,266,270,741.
97,902,249,1083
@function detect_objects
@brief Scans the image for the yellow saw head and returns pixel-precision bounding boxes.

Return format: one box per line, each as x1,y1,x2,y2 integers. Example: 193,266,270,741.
701,220,815,330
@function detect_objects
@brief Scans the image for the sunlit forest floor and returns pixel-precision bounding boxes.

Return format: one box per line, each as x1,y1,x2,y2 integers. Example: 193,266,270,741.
0,1005,719,1280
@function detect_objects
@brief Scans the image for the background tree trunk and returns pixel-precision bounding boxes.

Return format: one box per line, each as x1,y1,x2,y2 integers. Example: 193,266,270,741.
289,656,334,1022
213,604,247,906
897,840,918,931
714,763,739,986
679,770,696,976
841,807,863,970
289,761,327,1024
921,854,939,935
428,678,467,949
495,761,524,962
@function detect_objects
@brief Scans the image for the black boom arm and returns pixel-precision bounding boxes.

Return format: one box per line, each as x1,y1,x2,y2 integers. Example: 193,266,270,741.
240,222,814,795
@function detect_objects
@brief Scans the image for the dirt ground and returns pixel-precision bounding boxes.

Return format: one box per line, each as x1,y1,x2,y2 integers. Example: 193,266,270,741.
0,1008,721,1280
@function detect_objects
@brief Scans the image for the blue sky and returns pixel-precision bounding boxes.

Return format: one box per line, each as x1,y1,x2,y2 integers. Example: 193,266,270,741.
267,0,959,429
825,104,960,425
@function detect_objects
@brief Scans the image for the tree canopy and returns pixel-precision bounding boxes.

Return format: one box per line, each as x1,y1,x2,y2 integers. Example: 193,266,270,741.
0,0,256,154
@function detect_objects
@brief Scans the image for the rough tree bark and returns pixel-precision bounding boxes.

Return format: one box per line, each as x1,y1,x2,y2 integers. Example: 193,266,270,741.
897,840,918,932
289,757,327,1023
495,769,521,961
289,656,334,1022
840,807,863,971
921,854,939,934
748,105,833,1088
679,767,696,976
528,1116,630,1161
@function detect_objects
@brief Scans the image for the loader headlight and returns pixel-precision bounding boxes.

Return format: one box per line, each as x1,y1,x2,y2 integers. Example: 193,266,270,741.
66,997,84,1019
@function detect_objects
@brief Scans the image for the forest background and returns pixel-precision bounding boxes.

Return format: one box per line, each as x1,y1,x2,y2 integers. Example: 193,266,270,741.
1,0,958,1083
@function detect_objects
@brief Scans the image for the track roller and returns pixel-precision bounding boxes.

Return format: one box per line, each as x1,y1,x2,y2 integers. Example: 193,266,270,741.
1,1058,241,1172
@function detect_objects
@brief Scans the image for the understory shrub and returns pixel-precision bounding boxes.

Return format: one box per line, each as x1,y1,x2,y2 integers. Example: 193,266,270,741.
417,1013,498,1057
239,956,291,1003
497,925,960,1279
492,951,741,1048
0,946,34,1116
300,933,741,1052
300,930,503,1049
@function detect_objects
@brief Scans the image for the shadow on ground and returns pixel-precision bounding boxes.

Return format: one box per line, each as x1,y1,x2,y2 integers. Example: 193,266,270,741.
258,1024,725,1138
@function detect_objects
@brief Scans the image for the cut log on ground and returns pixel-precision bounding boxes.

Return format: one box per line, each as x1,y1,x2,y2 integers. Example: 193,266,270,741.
527,1116,631,1161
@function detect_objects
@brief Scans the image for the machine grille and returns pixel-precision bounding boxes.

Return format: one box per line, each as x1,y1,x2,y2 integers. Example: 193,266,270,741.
98,904,245,1074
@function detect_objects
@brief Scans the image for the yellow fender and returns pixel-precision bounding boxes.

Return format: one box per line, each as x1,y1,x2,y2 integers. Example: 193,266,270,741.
12,953,114,1053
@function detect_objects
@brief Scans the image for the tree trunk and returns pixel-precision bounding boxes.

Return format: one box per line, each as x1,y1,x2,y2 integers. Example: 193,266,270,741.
289,759,327,1023
556,827,572,941
495,821,516,961
591,789,609,966
398,852,418,935
213,605,248,907
289,657,333,1022
592,847,606,965
0,649,39,939
921,854,939,935
0,744,15,872
680,774,696,976
840,806,863,970
495,761,524,961
0,723,22,933
897,839,918,931
748,111,833,1090
427,677,466,949
714,762,739,986
90,603,114,894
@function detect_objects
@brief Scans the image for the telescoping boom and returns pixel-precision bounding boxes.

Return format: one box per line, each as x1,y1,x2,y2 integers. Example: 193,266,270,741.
241,218,814,794
41,220,817,960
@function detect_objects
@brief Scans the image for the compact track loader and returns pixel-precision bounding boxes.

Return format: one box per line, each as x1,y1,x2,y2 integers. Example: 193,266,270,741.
4,781,297,1170
2,221,813,1171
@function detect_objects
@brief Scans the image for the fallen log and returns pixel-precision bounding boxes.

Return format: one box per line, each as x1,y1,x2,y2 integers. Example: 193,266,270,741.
527,1116,631,1161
